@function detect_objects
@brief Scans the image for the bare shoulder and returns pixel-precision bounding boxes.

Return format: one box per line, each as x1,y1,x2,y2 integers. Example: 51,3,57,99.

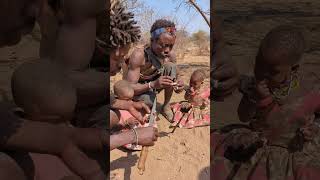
129,47,145,68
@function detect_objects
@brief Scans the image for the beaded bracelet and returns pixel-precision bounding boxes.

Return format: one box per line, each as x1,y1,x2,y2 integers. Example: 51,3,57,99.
132,128,138,145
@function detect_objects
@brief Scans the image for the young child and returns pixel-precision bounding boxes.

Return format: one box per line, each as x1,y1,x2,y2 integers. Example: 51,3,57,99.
212,25,320,179
112,80,154,151
11,60,107,180
113,80,141,127
171,69,210,129
11,61,76,125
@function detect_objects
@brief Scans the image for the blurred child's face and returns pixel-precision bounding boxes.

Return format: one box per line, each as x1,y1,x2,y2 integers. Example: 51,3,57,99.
255,51,292,88
190,78,203,90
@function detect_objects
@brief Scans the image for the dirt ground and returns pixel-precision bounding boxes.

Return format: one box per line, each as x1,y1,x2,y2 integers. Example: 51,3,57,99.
110,55,210,180
213,0,320,129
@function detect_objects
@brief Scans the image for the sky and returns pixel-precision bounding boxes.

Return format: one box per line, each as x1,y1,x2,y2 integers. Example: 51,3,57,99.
135,0,210,35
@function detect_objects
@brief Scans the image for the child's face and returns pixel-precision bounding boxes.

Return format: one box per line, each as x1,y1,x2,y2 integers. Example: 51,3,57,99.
255,52,293,88
190,78,203,90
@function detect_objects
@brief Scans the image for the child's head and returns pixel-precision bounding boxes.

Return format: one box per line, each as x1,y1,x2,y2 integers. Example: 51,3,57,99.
113,80,134,100
255,25,305,87
11,61,76,124
190,69,206,90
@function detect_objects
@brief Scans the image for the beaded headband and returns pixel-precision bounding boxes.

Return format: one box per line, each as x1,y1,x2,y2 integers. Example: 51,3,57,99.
151,27,176,39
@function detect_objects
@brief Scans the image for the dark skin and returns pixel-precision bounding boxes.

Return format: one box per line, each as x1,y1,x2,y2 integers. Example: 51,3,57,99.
110,110,158,150
240,48,320,141
0,103,108,180
238,50,294,122
0,0,107,108
0,0,154,178
110,48,158,151
110,109,158,150
125,32,184,120
110,46,152,122
0,0,107,179
126,33,184,94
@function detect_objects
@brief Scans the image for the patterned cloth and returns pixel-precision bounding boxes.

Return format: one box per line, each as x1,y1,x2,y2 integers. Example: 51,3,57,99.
170,86,210,129
211,69,320,180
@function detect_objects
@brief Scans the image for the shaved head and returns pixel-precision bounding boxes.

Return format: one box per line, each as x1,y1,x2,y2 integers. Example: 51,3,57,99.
11,61,76,123
113,80,134,100
259,25,305,65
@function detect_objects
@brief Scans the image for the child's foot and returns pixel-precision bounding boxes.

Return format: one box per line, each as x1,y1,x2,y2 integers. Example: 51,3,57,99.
161,105,174,123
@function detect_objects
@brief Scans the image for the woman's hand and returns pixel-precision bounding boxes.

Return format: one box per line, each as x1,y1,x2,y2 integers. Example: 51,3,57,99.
112,99,150,124
136,127,158,146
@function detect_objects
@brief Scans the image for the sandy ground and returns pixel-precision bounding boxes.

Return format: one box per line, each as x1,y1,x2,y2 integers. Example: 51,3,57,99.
110,55,210,180
212,0,320,128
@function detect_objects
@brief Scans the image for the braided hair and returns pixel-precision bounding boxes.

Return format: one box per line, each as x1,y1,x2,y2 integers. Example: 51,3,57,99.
92,0,141,71
96,0,141,50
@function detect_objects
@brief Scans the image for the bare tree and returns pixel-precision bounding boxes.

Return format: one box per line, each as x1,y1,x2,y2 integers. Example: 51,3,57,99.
172,0,210,27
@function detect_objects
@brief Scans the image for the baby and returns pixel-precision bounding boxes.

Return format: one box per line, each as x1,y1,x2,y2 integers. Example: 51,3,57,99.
171,69,210,129
11,61,76,125
114,80,135,101
113,80,142,127
11,60,107,179
112,80,152,150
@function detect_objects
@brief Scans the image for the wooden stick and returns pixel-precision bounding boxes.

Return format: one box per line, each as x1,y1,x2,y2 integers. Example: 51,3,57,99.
188,0,210,27
137,146,149,175
171,113,185,133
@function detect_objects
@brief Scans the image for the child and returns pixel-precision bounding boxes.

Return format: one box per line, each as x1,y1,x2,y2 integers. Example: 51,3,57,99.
11,60,76,125
212,25,320,179
113,80,141,127
171,69,210,129
112,80,154,151
11,60,107,180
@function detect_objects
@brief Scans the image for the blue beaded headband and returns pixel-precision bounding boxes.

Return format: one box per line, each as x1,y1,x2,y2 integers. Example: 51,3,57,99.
151,27,176,39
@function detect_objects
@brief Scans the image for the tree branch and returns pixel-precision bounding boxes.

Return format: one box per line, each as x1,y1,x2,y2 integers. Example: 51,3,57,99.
187,0,210,27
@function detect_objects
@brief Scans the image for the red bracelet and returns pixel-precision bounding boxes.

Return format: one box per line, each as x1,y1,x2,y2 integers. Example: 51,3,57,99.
257,96,274,108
